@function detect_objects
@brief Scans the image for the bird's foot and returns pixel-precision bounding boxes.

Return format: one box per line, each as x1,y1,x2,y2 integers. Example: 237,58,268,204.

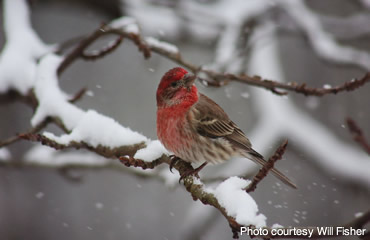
169,155,180,173
179,162,208,182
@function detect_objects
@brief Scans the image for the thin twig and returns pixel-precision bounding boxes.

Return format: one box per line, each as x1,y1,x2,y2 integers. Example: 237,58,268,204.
69,87,87,103
346,118,370,155
245,140,288,192
207,71,370,96
81,35,124,61
57,25,150,75
0,118,50,148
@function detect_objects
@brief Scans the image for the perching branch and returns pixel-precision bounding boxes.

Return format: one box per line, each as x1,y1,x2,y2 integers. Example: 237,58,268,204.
346,118,370,155
14,132,285,238
119,155,166,170
3,129,370,239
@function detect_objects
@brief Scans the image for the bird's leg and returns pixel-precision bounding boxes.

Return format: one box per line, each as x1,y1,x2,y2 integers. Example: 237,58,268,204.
179,162,208,182
169,155,180,173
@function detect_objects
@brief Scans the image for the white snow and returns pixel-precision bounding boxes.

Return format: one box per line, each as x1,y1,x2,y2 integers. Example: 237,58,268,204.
360,0,370,8
124,0,182,39
134,140,168,162
109,16,139,34
0,148,11,161
25,145,110,167
86,90,94,97
43,109,148,148
145,37,179,55
355,212,364,218
31,54,148,149
31,54,84,128
0,0,53,94
95,202,104,209
279,0,370,71
241,92,250,99
124,0,370,71
272,223,284,228
35,192,45,199
206,177,267,227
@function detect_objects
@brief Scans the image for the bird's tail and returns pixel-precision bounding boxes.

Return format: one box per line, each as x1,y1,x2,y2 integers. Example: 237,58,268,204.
244,149,297,189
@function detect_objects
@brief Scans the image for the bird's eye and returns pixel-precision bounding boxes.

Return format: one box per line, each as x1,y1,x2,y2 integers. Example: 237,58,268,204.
171,81,180,88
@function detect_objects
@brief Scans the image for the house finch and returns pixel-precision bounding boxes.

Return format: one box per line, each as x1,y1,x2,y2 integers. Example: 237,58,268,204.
156,67,296,188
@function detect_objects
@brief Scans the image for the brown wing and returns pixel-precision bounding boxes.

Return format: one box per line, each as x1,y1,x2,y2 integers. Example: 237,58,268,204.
192,94,252,151
192,94,297,189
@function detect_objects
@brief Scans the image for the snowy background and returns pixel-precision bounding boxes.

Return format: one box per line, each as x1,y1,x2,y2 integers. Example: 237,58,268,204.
0,0,369,239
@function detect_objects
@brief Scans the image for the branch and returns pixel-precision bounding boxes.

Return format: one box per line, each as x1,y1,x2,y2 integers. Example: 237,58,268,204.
0,89,38,108
19,133,145,158
55,21,370,96
0,87,87,148
245,140,288,192
68,87,87,103
13,131,370,239
346,118,370,155
57,22,151,75
0,118,50,148
146,40,370,95
81,35,124,61
119,155,166,169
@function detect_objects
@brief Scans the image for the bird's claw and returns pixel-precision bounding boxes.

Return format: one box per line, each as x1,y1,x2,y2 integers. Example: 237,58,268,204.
169,155,180,173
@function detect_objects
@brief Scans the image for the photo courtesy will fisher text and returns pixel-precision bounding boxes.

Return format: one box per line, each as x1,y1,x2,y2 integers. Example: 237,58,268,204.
240,226,367,238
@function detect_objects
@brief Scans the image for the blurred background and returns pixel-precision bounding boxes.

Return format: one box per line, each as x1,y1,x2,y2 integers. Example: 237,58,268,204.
0,0,369,239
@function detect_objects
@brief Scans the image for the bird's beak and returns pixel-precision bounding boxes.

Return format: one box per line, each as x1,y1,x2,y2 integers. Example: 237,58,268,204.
183,73,196,90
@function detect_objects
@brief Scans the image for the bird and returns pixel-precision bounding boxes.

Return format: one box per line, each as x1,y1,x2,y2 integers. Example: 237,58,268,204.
156,67,296,188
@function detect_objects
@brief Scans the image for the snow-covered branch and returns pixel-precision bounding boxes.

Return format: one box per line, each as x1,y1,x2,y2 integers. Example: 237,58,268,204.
10,131,298,238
